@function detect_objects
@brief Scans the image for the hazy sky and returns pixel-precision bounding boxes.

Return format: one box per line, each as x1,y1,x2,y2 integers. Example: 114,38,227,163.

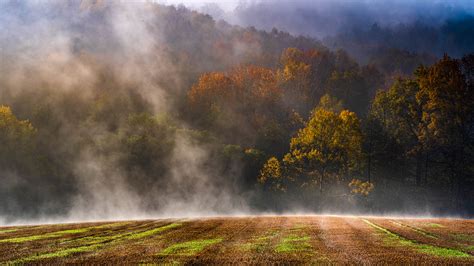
159,0,238,11
165,0,474,39
171,0,474,12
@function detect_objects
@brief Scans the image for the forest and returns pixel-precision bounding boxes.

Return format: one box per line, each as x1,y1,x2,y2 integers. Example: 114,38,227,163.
0,0,473,223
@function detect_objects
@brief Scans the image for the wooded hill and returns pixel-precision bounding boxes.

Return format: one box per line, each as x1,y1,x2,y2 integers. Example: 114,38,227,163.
0,1,473,221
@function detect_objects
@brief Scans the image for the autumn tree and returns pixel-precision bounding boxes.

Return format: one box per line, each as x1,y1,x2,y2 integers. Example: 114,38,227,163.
278,48,335,116
417,55,474,208
362,115,404,184
120,113,176,178
370,77,427,186
278,48,375,116
259,157,287,192
0,105,37,172
260,97,364,194
326,69,370,115
187,65,299,155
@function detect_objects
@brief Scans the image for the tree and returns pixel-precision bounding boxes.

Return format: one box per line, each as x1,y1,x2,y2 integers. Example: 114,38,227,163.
370,77,427,186
362,115,404,184
349,179,375,196
281,103,363,193
278,48,336,116
278,48,374,116
187,65,296,155
326,70,370,115
120,113,176,177
417,55,474,208
259,157,286,191
0,105,36,171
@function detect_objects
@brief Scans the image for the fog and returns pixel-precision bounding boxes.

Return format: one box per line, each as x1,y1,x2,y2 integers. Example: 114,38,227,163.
0,0,472,225
218,0,473,36
0,0,252,225
191,0,474,60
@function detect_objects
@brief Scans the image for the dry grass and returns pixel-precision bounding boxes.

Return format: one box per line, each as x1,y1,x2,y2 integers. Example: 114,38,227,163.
0,216,473,264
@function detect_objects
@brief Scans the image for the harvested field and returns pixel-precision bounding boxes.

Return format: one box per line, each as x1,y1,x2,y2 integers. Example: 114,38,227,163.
0,216,473,264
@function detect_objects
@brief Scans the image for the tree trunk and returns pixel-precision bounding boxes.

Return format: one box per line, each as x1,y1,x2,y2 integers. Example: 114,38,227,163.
449,159,456,210
423,153,429,185
319,172,324,194
455,149,466,213
367,153,372,183
415,153,423,186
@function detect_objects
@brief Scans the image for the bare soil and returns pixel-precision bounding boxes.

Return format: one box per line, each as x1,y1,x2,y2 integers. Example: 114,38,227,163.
0,215,473,264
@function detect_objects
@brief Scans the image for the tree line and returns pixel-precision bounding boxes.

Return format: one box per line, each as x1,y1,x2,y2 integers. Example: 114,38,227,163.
0,2,473,218
187,50,474,214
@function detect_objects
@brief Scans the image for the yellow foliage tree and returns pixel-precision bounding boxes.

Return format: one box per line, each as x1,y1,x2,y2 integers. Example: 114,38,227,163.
348,179,374,196
0,105,36,169
282,105,363,193
259,157,287,192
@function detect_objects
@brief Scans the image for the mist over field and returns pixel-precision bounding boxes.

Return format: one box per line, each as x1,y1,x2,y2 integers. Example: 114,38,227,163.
1,0,252,224
0,0,473,225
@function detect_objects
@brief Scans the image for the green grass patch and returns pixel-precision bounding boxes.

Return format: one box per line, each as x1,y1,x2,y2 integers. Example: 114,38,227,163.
275,235,312,253
0,228,92,243
416,245,471,257
242,226,313,254
450,233,474,242
363,219,470,258
63,232,126,246
424,223,444,228
241,230,279,252
0,228,18,234
159,238,223,256
289,224,306,231
63,222,182,246
124,223,181,240
0,222,131,244
8,223,183,263
10,244,101,264
390,220,438,239
275,235,311,253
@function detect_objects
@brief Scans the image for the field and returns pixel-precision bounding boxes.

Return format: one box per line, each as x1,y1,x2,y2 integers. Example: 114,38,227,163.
0,216,473,264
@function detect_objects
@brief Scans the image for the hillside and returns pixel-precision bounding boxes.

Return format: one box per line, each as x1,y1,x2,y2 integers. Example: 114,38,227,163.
0,0,473,222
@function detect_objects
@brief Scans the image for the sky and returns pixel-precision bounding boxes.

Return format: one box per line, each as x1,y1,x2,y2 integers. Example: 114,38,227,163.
164,0,238,10
159,0,474,39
